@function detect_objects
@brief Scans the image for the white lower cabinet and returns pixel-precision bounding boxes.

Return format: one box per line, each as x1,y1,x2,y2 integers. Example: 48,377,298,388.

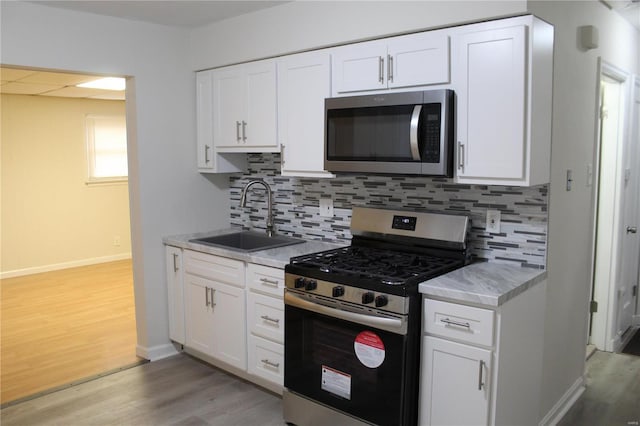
183,250,246,370
166,246,285,392
421,336,492,426
246,263,285,389
166,246,185,344
419,281,547,426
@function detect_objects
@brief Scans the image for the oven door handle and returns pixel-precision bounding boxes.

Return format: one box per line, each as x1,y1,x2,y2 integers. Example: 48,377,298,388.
285,292,406,334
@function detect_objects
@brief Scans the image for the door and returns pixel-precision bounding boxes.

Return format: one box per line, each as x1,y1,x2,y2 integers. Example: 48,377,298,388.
196,70,214,170
210,281,247,369
277,50,334,177
244,60,277,149
420,336,491,426
332,39,388,94
453,25,527,182
617,76,640,338
590,62,639,352
165,246,185,344
213,64,245,148
387,31,450,89
184,273,214,355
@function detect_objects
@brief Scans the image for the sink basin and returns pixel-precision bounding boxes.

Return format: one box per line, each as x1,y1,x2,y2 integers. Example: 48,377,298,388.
190,231,305,252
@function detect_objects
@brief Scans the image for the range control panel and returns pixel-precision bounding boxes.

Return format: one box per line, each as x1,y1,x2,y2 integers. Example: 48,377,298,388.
285,273,409,316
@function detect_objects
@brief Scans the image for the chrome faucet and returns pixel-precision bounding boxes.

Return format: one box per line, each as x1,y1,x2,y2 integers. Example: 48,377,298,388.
239,180,274,237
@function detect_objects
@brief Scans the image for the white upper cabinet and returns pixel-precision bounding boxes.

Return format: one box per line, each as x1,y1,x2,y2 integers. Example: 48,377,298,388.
213,59,278,152
277,50,335,178
332,30,450,95
195,70,246,173
452,16,553,186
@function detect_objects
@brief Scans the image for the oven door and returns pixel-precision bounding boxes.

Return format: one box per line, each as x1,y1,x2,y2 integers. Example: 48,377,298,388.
284,293,415,426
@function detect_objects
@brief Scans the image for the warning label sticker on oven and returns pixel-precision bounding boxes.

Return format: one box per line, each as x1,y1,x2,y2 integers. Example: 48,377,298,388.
321,365,351,400
354,331,386,368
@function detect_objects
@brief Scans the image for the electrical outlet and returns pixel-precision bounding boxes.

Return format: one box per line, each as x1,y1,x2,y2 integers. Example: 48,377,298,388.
319,198,334,217
486,210,501,233
113,236,121,247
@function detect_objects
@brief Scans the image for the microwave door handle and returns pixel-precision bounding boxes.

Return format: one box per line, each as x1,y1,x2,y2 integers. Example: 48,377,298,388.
409,105,422,161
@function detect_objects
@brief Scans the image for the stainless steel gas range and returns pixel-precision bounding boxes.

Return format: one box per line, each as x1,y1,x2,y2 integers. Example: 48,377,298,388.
283,207,470,426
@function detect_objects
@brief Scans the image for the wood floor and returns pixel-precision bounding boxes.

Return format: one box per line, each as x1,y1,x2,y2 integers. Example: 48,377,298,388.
1,260,140,405
1,349,638,425
0,353,286,426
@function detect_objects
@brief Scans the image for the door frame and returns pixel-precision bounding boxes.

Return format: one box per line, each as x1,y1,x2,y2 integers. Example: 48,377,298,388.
588,58,637,352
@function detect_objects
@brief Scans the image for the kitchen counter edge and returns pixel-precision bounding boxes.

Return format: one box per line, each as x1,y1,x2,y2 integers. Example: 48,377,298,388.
419,262,547,307
163,229,346,269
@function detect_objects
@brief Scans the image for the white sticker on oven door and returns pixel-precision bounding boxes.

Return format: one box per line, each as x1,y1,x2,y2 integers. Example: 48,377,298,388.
321,365,351,400
354,331,386,368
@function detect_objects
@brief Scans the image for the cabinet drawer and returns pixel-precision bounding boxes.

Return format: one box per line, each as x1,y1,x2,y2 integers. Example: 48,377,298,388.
248,291,284,343
423,299,494,347
248,334,284,387
184,250,244,287
246,263,284,297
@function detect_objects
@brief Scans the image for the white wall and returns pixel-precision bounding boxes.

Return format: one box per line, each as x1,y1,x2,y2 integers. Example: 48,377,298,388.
190,1,527,70
0,2,232,360
527,0,640,421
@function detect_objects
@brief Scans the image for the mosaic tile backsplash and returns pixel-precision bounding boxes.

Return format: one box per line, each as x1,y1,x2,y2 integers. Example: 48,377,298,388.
230,153,548,269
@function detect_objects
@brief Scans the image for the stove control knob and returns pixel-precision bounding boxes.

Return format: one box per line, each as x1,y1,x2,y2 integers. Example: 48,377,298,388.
294,277,306,289
332,286,345,298
362,292,375,304
305,280,317,291
375,295,388,308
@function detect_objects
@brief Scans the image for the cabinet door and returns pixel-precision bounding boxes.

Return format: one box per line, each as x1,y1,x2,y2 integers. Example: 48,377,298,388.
277,51,334,178
332,40,387,94
420,336,491,426
387,31,450,89
166,246,185,344
210,281,247,370
244,60,278,149
184,273,215,356
453,25,527,183
213,65,246,148
196,71,214,170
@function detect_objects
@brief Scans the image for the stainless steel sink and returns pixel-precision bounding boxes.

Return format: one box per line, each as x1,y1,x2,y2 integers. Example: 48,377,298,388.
189,231,304,252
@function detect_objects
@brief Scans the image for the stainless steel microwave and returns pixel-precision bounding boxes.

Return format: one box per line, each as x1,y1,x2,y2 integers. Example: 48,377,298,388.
324,89,454,176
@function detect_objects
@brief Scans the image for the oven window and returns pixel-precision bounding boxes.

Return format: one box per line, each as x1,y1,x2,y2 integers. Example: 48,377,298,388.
285,305,410,426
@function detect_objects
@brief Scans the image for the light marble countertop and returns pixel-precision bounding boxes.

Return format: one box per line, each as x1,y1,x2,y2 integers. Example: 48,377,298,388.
419,262,547,307
163,228,345,269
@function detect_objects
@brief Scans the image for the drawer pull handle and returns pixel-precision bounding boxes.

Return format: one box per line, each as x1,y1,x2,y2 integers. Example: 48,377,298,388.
260,277,280,287
260,315,280,324
441,318,471,329
261,359,280,369
478,360,485,391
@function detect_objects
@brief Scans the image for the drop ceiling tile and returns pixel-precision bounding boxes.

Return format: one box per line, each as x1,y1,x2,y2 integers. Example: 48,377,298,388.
0,68,38,81
0,81,62,95
19,72,97,86
40,86,107,98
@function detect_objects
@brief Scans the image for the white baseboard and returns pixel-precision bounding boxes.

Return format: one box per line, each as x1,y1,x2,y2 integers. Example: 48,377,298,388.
539,375,586,426
136,343,180,362
1,253,132,279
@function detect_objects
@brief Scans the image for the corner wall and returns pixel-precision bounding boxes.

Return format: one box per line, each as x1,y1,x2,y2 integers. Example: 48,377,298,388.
526,0,640,421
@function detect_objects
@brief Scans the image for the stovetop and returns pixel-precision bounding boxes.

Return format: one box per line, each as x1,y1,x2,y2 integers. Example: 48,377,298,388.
286,244,465,296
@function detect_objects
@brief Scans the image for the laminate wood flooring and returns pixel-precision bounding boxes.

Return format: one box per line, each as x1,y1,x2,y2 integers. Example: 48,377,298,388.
1,260,140,404
0,353,286,426
558,350,640,426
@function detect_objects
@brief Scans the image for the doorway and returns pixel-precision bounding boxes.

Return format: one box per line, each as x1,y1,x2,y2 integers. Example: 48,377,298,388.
589,60,640,353
0,66,140,404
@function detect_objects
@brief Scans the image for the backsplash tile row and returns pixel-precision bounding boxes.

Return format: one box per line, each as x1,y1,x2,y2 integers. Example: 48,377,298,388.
230,153,549,269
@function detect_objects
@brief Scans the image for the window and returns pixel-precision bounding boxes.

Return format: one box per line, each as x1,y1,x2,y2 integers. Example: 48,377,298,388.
85,114,128,183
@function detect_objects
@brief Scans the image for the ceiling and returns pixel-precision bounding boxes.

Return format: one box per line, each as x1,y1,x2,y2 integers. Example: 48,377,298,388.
0,67,126,100
28,1,289,28
26,0,640,31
